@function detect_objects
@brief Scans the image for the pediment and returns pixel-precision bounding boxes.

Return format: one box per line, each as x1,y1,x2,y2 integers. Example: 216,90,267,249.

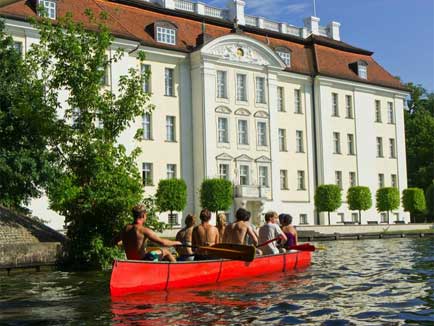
215,106,232,114
234,108,251,116
235,154,253,162
253,110,269,118
255,155,272,163
216,153,233,161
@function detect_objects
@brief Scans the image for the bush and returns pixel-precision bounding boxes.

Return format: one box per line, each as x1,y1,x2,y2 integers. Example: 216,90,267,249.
200,179,233,214
347,186,372,224
156,179,187,227
314,184,342,225
402,188,427,223
376,187,400,223
425,183,434,222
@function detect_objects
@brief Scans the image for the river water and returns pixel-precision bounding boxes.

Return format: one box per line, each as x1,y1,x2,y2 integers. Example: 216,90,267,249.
0,237,433,325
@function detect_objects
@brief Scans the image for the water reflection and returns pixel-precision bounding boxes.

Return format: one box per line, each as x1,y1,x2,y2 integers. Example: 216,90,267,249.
0,238,433,325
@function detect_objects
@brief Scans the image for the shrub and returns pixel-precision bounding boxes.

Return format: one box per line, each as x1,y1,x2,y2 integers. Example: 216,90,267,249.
347,186,372,224
155,179,187,228
200,179,233,215
314,184,342,225
425,183,434,222
402,188,426,223
376,187,400,223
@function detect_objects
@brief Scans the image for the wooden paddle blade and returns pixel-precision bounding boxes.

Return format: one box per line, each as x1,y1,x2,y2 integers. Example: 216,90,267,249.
204,243,256,262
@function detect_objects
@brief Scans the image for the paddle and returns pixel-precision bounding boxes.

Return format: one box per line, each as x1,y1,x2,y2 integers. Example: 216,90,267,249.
257,237,319,252
177,244,256,262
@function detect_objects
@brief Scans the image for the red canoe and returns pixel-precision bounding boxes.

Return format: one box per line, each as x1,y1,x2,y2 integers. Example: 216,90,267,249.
110,251,312,296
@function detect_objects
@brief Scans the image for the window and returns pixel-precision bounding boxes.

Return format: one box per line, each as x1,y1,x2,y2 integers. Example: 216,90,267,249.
333,132,341,154
39,0,56,20
394,213,401,222
375,100,382,122
349,172,357,187
156,26,176,45
280,170,288,190
376,137,383,157
389,138,396,158
142,163,153,186
257,121,267,146
255,77,266,104
296,130,304,153
258,166,269,187
167,164,176,179
297,170,306,190
239,165,249,185
335,171,342,189
99,66,109,86
165,68,174,96
236,74,247,101
219,164,229,180
347,134,355,155
168,213,179,226
294,89,302,113
380,212,387,223
13,41,23,56
142,113,152,140
391,174,397,188
299,214,308,225
346,95,353,118
378,173,385,188
277,87,284,112
217,117,229,143
332,93,339,116
338,213,345,223
387,102,395,124
278,129,287,151
166,116,176,142
237,120,248,145
217,71,227,99
351,213,359,223
141,64,151,93
358,62,368,79
277,51,291,66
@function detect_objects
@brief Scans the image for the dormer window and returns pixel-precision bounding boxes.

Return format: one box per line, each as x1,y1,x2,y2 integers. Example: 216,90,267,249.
275,47,291,67
357,61,368,79
38,0,56,20
155,22,177,45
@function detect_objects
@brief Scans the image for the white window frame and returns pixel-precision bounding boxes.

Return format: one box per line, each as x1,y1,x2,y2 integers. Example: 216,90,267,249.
258,166,269,188
299,214,308,225
13,41,23,56
217,117,229,143
332,93,339,117
216,71,228,99
236,74,247,102
387,102,395,124
346,95,353,119
257,121,268,147
156,26,176,45
277,51,291,66
277,87,285,112
296,130,304,153
297,170,306,190
333,132,341,154
255,77,266,104
237,119,249,145
142,112,152,140
378,173,385,188
168,213,179,226
39,0,56,20
294,89,302,114
335,171,343,189
278,129,287,152
219,163,230,180
349,172,357,187
338,213,345,223
239,165,250,185
347,133,355,155
391,174,397,188
142,163,153,186
389,138,396,158
165,68,174,96
351,212,359,223
375,100,382,122
280,170,288,190
166,116,176,142
377,137,383,157
166,164,177,179
358,63,368,79
141,64,151,93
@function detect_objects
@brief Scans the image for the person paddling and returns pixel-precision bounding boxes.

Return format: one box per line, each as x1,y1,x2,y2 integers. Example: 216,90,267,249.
175,214,196,261
115,204,181,262
192,209,219,260
279,213,298,249
258,211,287,255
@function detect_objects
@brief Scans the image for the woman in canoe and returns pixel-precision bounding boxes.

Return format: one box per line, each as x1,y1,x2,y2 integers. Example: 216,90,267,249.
175,214,196,261
279,213,298,249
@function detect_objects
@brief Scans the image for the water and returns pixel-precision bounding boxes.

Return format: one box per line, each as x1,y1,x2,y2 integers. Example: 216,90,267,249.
0,238,433,325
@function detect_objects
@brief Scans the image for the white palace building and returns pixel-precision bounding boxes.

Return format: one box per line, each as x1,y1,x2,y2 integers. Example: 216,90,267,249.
0,0,410,229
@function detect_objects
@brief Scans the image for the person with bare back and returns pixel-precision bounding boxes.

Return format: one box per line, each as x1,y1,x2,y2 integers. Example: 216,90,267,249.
115,204,181,262
222,208,258,246
192,208,220,260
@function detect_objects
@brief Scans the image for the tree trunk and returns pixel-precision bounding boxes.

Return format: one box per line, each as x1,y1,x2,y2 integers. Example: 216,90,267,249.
387,210,390,224
359,210,362,225
328,211,331,225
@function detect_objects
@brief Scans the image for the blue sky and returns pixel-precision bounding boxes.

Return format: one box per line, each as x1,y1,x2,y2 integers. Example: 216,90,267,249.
205,0,434,91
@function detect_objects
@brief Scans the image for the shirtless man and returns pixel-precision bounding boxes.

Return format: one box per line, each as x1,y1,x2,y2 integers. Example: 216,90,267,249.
175,214,196,261
223,208,258,246
192,209,219,260
115,204,181,262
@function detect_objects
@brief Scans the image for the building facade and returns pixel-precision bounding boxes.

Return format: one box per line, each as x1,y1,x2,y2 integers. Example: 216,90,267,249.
0,0,409,230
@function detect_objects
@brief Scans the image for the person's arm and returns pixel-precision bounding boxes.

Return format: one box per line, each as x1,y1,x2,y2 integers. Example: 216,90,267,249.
143,227,181,247
246,226,258,246
192,227,199,247
277,225,287,242
214,227,220,244
112,230,123,246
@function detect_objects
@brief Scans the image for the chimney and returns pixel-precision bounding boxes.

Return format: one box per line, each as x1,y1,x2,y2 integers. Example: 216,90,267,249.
327,21,341,41
227,0,246,26
303,16,320,35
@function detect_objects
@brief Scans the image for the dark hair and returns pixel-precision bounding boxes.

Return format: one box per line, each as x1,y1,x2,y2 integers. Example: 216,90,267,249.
236,208,250,221
185,214,196,227
279,213,293,226
132,204,146,220
200,209,211,222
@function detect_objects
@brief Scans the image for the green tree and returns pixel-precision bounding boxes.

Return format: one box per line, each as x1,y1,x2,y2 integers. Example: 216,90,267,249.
347,186,372,224
376,187,400,223
0,21,59,209
28,11,152,269
405,83,434,191
425,183,434,222
200,179,233,216
155,179,187,228
402,188,427,223
314,185,342,225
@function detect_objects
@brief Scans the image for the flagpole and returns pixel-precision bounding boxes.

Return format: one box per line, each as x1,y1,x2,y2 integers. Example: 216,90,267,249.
313,0,317,16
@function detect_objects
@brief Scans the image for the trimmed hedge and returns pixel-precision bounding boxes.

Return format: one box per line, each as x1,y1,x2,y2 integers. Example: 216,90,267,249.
347,186,372,223
200,178,233,213
376,187,400,223
156,179,187,226
403,188,426,223
314,184,342,225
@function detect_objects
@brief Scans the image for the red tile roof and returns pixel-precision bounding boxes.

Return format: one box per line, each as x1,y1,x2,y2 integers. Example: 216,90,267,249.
0,0,407,91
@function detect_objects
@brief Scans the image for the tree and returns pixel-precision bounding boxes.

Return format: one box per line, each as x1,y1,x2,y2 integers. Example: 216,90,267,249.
402,188,427,223
200,179,233,216
155,179,187,228
28,11,152,269
0,21,59,209
376,187,400,223
425,183,434,222
347,186,372,224
405,83,434,191
314,185,342,225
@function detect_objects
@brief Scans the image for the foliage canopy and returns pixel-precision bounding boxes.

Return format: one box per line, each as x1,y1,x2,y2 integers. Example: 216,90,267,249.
200,179,233,213
314,185,342,224
156,179,187,226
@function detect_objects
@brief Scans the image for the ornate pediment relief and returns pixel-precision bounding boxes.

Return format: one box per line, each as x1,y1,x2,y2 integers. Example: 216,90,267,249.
216,153,233,161
215,106,231,114
234,108,251,116
253,110,269,118
208,42,269,66
235,154,253,162
255,155,272,163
